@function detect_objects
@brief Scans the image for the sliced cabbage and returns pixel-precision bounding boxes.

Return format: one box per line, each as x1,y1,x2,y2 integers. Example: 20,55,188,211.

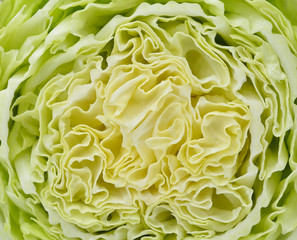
0,0,297,239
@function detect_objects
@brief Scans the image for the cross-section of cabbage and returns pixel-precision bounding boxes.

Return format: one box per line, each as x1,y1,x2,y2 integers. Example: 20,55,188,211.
2,0,297,240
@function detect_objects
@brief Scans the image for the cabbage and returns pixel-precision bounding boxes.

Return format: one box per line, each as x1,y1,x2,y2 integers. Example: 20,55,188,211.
0,0,297,239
